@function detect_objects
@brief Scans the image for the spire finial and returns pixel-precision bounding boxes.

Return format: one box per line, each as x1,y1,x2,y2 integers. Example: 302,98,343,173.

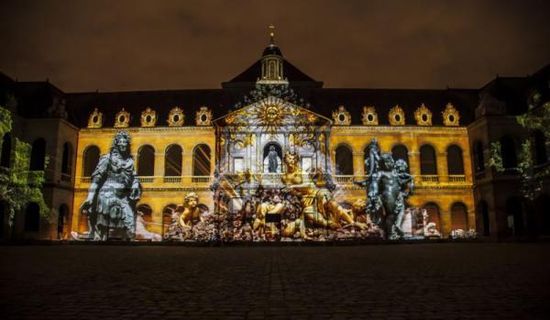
269,24,275,45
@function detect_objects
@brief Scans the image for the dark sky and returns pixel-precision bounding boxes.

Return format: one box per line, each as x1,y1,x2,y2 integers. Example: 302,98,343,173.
0,0,549,92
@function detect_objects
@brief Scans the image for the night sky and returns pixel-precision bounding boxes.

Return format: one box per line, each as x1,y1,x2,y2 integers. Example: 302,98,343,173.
0,0,548,92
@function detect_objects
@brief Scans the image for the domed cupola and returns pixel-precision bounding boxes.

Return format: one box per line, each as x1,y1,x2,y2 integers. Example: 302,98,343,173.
257,25,288,85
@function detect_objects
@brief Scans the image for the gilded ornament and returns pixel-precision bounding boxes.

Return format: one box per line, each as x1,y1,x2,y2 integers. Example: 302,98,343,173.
414,103,432,126
167,107,185,126
388,105,405,126
196,106,212,126
140,107,157,127
332,105,351,125
114,108,130,128
442,103,460,126
361,106,378,125
87,108,103,128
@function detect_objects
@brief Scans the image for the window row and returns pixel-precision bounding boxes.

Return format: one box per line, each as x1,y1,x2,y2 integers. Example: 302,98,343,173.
0,134,73,176
82,144,212,177
473,131,549,173
334,143,465,176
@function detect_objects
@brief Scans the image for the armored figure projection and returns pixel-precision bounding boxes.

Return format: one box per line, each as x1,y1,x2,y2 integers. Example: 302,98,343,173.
80,131,141,240
355,138,414,239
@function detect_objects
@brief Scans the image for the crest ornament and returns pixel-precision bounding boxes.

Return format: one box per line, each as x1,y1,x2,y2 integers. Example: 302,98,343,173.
140,107,157,127
414,103,432,126
442,103,460,126
167,107,185,126
114,108,130,128
332,105,351,125
361,106,378,125
87,108,103,128
196,106,212,126
389,105,405,125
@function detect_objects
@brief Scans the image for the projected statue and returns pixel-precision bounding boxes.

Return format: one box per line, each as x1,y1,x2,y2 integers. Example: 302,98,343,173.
80,131,141,240
355,138,414,239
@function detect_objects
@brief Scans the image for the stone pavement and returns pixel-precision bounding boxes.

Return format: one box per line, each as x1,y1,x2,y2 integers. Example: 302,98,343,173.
0,243,549,319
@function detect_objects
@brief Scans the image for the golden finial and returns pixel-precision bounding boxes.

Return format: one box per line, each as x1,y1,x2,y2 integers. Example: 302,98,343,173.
269,24,275,44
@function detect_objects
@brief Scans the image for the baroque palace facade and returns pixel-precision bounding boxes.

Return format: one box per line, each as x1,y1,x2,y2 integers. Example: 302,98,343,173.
0,35,549,241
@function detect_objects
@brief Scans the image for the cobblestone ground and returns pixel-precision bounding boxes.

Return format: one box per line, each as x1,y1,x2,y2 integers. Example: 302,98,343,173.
0,243,549,320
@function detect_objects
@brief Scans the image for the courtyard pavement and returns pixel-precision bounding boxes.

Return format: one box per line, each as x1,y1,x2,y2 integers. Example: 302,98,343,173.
0,243,549,319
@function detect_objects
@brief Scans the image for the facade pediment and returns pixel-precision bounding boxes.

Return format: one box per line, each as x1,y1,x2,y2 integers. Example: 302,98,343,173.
214,96,331,132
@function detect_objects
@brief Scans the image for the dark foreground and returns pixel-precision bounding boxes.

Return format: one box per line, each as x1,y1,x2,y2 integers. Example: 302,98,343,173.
0,243,549,320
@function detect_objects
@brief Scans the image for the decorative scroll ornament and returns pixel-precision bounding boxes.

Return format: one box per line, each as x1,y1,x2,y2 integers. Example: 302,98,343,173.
114,108,130,128
442,103,460,126
140,107,157,127
414,103,432,126
389,105,405,125
196,106,212,126
167,107,185,126
87,108,103,128
361,106,378,125
332,105,351,125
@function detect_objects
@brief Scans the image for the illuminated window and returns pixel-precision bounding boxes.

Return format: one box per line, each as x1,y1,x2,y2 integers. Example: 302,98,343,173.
335,144,353,175
420,145,437,175
137,145,155,176
193,144,211,176
83,145,100,177
392,144,409,166
164,144,182,176
447,145,464,175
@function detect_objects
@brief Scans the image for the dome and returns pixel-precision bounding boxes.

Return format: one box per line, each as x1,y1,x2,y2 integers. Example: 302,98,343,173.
262,44,283,57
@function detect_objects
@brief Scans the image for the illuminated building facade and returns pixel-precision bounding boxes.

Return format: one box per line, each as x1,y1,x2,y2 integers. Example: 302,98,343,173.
0,34,548,240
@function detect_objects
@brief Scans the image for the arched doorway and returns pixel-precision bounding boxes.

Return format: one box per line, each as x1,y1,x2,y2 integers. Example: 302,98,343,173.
162,204,178,239
57,204,69,239
423,202,441,233
263,142,283,173
24,202,40,233
506,197,525,236
478,201,490,236
451,202,468,231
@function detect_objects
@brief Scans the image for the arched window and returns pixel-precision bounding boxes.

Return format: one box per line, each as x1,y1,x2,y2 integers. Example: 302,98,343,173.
500,136,517,169
164,144,182,176
473,140,485,172
423,202,441,232
420,145,437,175
478,201,490,236
335,144,353,175
1,132,11,168
61,142,73,176
451,202,468,231
391,144,409,166
57,204,69,238
447,145,464,175
83,145,100,177
533,130,548,165
24,202,40,232
193,144,211,176
137,145,155,176
30,138,46,170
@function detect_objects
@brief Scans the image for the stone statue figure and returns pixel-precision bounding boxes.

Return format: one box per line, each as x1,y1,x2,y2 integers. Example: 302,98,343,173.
355,138,414,239
80,131,141,240
267,145,279,173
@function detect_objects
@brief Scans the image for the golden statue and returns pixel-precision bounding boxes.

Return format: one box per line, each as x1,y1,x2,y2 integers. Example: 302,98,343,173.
179,192,202,227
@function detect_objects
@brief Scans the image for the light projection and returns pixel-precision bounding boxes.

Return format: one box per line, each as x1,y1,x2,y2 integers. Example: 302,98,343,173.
76,84,448,242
